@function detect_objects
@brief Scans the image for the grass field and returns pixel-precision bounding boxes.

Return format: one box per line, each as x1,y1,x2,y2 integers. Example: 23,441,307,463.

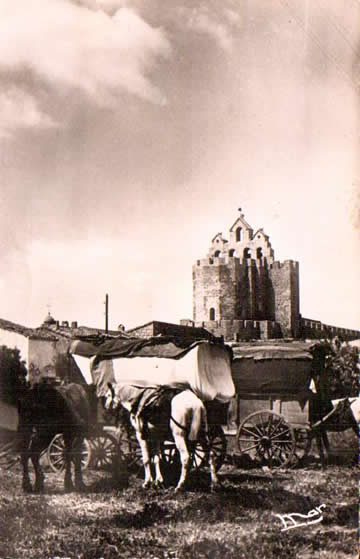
0,444,357,559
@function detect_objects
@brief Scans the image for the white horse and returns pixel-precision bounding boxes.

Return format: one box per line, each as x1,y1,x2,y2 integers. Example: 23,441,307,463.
105,383,220,492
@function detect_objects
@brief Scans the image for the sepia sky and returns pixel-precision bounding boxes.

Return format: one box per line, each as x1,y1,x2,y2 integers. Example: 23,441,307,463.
0,0,359,332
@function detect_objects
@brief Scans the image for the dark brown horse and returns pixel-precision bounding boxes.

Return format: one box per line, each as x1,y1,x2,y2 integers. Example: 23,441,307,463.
17,381,97,493
310,394,359,465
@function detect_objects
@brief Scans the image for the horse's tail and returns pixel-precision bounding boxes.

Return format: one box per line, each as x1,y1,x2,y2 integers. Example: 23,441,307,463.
188,401,207,441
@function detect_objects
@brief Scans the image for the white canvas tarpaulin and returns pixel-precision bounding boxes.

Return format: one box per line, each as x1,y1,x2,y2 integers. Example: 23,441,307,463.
70,340,235,403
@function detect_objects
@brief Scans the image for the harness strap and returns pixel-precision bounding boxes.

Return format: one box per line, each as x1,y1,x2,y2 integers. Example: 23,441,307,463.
170,415,188,433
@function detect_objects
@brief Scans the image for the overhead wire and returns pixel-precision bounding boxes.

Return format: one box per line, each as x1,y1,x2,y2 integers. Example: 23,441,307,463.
278,0,357,88
314,0,359,58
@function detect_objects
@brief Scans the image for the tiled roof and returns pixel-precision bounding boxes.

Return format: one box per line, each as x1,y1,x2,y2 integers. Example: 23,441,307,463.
0,318,33,338
0,317,122,342
36,324,122,341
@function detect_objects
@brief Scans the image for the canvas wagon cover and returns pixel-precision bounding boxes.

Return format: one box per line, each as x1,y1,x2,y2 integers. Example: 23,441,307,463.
70,336,235,403
232,341,315,395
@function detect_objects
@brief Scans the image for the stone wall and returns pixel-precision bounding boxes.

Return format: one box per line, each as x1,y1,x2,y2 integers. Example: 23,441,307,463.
269,260,300,338
300,317,360,341
193,257,274,324
127,320,212,340
194,318,281,341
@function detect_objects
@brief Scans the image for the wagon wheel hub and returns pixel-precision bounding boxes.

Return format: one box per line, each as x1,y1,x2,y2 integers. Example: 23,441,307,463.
260,435,271,449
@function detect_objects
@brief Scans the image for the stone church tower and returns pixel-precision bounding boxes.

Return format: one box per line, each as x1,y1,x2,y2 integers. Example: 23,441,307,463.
192,210,300,340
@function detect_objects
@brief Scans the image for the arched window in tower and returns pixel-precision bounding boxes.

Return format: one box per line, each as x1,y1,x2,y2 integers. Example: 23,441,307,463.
256,248,263,259
243,248,251,259
235,227,242,242
209,308,216,321
214,250,221,257
229,249,235,257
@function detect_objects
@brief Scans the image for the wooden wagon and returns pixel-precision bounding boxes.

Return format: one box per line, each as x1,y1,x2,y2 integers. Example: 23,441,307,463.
62,336,235,479
229,341,317,469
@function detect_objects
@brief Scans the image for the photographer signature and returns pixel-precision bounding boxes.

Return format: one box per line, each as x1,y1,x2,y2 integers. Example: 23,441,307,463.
276,504,326,531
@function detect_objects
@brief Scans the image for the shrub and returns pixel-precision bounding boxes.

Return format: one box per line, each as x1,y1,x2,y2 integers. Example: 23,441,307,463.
311,338,359,398
0,345,27,406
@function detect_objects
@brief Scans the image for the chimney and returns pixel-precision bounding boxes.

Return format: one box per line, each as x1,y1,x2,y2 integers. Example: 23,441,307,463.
71,321,78,328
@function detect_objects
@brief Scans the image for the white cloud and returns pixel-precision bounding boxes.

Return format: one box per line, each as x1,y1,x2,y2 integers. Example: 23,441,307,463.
0,0,171,133
188,8,234,53
0,87,56,138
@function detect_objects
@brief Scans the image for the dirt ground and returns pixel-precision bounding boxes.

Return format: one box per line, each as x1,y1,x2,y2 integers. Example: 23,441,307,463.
0,434,358,559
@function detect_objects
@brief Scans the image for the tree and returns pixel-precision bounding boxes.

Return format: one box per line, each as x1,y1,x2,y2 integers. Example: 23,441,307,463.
0,345,28,406
311,338,359,399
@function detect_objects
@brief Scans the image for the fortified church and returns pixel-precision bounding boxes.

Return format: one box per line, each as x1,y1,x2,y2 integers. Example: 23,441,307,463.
187,209,359,343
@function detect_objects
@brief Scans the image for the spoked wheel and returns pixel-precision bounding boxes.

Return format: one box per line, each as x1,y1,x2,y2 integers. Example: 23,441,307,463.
161,440,180,468
47,434,92,474
117,424,143,473
89,432,118,471
237,410,296,469
188,425,227,472
207,425,227,472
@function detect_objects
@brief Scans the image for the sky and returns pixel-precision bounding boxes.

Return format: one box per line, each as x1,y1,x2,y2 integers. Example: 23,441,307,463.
0,0,359,332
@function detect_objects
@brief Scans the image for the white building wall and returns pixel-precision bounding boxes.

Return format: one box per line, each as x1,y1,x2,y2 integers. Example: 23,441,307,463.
0,400,18,431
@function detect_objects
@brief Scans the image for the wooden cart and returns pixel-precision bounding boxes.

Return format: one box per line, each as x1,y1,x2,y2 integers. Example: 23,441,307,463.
230,341,316,469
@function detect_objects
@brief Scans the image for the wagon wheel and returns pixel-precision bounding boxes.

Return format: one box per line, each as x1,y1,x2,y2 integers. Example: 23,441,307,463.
190,425,227,472
89,432,118,470
47,434,92,473
166,425,227,472
291,428,312,466
237,410,296,469
117,424,143,473
161,440,180,468
208,425,227,471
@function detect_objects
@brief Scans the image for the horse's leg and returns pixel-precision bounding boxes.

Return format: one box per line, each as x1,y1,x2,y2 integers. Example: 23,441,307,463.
172,432,190,492
321,430,330,463
135,430,153,489
30,436,45,493
20,428,33,493
208,444,220,491
314,429,329,467
63,433,75,492
73,436,86,492
153,440,164,488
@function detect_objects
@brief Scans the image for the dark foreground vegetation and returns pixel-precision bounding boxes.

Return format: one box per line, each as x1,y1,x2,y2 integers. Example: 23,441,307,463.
0,446,357,559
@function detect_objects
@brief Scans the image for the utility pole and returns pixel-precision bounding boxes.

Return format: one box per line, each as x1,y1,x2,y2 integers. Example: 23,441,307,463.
105,293,109,333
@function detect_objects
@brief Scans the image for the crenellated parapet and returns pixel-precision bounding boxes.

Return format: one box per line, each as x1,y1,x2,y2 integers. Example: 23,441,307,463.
270,259,299,271
194,318,282,341
300,317,360,341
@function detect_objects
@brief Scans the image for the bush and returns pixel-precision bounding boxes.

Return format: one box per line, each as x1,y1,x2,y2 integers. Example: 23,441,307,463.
311,338,359,398
0,345,27,406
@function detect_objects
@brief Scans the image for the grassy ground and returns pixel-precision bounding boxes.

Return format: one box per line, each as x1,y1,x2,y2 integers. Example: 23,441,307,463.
0,451,357,559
